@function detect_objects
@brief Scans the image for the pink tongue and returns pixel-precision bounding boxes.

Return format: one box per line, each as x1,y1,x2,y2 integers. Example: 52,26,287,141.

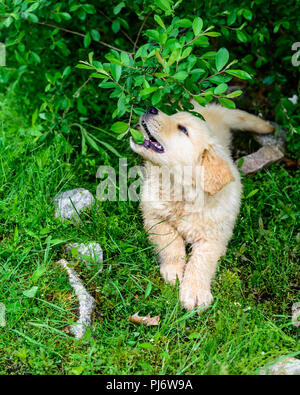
151,141,162,150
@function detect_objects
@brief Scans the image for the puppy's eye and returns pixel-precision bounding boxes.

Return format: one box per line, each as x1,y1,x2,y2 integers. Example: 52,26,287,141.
178,124,188,136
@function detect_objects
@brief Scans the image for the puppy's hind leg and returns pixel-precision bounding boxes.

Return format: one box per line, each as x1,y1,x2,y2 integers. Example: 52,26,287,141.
145,219,186,285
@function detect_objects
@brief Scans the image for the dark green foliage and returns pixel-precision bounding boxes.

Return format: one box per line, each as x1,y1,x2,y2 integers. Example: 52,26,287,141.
1,0,299,154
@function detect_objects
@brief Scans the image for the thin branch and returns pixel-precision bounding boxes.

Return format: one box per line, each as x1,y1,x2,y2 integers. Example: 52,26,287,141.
133,12,152,52
73,76,92,98
97,9,135,46
23,19,133,55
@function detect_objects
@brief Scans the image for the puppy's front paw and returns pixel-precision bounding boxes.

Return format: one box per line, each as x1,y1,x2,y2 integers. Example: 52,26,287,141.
179,281,213,311
160,261,184,285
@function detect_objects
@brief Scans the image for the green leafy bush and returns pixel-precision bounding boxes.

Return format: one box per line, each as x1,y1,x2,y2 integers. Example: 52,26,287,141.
0,0,299,155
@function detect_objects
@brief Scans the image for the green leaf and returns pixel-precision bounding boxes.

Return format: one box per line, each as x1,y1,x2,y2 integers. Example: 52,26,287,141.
23,286,38,298
130,128,144,144
140,87,159,97
76,64,94,70
246,189,259,199
236,30,247,43
214,83,228,95
152,89,163,106
181,46,192,60
112,20,120,33
192,17,203,36
60,12,72,21
120,52,130,65
90,29,100,42
71,366,83,375
226,69,252,80
110,64,122,82
84,32,91,48
218,97,236,109
159,32,168,45
145,29,160,41
31,266,46,284
113,2,125,15
31,109,38,126
173,71,188,81
154,0,172,13
203,32,221,37
105,54,123,65
226,90,243,98
216,47,229,71
27,13,39,23
27,3,40,12
176,19,192,28
243,9,253,21
227,11,237,26
96,139,122,157
139,342,155,350
193,36,210,47
62,66,71,79
154,14,166,30
167,48,180,67
90,73,107,79
237,157,244,169
145,282,152,299
194,95,210,105
99,81,117,89
110,122,128,134
82,4,96,14
155,72,169,78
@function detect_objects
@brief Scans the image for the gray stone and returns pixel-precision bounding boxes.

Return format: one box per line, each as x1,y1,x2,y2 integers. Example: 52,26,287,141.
65,242,103,267
260,357,300,375
57,259,95,339
253,122,287,151
54,188,95,221
292,302,300,328
236,144,284,175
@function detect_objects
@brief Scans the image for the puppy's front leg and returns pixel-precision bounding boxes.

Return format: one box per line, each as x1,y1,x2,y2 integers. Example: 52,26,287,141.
145,219,186,284
180,239,226,310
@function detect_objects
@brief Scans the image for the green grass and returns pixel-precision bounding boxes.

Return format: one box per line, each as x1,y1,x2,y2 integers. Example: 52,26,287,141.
0,92,299,375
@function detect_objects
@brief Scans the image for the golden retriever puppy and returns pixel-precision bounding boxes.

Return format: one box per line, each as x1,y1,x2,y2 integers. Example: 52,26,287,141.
130,103,273,310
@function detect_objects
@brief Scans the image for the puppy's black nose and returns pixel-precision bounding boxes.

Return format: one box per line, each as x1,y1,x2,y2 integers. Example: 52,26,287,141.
146,106,158,115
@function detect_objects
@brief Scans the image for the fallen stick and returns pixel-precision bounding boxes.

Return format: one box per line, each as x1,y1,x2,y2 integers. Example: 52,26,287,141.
57,259,95,339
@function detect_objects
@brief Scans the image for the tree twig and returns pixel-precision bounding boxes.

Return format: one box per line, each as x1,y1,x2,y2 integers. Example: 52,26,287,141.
73,76,92,98
24,19,133,55
97,9,135,46
133,12,152,52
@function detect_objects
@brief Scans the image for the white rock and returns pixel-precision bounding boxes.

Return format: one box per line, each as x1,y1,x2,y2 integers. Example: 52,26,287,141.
65,242,103,266
57,259,95,339
236,144,284,175
260,357,300,375
292,302,300,328
54,188,95,221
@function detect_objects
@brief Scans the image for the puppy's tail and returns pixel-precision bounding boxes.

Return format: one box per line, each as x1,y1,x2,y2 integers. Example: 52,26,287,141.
192,101,274,134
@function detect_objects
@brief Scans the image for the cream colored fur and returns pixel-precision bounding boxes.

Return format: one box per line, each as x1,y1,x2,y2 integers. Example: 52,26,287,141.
130,103,273,311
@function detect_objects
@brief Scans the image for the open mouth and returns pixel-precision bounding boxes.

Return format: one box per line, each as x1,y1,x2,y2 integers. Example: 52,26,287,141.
138,119,165,153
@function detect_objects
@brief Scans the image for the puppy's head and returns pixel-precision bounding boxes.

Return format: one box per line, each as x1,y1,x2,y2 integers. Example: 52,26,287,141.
130,106,234,195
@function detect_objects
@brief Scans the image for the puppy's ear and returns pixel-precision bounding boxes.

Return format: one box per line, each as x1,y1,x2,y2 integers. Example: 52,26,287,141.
201,148,234,195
